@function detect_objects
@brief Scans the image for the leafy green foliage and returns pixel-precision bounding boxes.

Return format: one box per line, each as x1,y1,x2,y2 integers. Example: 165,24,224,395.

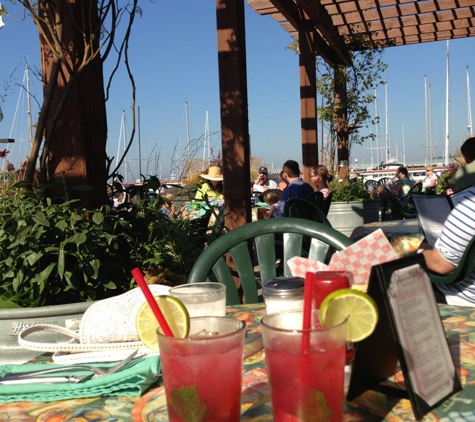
329,178,376,202
436,166,458,195
0,176,215,308
287,39,388,172
0,188,127,307
316,48,388,171
170,386,207,422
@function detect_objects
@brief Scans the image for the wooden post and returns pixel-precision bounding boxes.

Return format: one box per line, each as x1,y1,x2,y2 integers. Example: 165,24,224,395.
216,0,252,231
299,22,318,181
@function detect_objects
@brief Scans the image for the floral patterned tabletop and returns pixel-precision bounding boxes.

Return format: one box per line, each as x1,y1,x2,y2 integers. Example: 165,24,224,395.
1,303,474,421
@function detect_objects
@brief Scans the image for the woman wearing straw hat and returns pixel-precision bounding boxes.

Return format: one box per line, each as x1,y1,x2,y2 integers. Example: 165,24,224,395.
195,166,224,201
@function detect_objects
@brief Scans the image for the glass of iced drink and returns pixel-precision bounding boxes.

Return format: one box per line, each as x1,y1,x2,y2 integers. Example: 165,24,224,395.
312,271,351,309
157,316,246,422
261,310,347,422
169,282,226,317
312,271,354,365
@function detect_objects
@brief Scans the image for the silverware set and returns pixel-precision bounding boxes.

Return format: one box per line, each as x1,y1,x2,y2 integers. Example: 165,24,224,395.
0,350,139,385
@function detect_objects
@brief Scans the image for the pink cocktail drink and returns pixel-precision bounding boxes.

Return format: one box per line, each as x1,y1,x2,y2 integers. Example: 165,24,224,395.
313,271,354,363
262,310,347,422
158,317,246,422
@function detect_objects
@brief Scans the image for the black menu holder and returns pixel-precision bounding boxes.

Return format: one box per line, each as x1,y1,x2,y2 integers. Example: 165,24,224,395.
346,254,461,420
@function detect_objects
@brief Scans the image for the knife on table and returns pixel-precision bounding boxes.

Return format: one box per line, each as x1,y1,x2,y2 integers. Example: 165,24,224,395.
0,373,94,385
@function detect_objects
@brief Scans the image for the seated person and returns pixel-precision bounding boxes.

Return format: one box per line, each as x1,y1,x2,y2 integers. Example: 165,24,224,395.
194,166,224,202
252,166,277,192
257,190,280,219
454,137,475,193
160,193,179,219
113,191,126,208
310,165,333,200
277,170,287,191
272,160,314,218
423,185,475,306
422,165,438,192
393,166,414,199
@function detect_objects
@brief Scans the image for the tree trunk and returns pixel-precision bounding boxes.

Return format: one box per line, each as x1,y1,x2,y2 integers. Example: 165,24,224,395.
38,0,108,208
334,66,349,180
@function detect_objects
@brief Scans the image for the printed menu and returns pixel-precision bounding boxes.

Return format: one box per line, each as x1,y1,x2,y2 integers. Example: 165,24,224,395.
387,263,455,406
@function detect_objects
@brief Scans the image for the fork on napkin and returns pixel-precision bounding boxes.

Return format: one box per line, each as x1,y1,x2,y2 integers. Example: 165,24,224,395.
0,355,161,403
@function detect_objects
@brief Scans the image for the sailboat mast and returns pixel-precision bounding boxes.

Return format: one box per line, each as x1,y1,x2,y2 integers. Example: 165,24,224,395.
115,112,122,170
124,112,128,182
444,40,450,166
424,75,430,165
374,88,379,166
385,78,389,162
467,66,473,137
25,65,33,151
202,108,210,170
429,83,433,163
185,101,191,178
402,125,406,166
138,106,142,177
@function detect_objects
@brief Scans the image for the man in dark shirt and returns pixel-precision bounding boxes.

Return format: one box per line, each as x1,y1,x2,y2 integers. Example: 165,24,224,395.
272,160,314,217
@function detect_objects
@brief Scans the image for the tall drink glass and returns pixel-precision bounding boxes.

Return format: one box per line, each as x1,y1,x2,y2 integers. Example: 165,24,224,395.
158,316,246,422
169,282,226,317
261,310,347,422
312,271,354,364
313,271,351,309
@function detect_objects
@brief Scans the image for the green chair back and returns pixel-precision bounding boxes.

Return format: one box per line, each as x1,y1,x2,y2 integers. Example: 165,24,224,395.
284,198,332,227
382,186,417,220
429,235,475,285
187,218,353,305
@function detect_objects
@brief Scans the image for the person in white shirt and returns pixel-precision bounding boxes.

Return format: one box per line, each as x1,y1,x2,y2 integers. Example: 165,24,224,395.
423,185,475,306
422,165,438,191
252,167,277,192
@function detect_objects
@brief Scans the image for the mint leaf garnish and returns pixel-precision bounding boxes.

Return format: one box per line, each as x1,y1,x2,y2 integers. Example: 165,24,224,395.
170,385,207,422
296,388,333,422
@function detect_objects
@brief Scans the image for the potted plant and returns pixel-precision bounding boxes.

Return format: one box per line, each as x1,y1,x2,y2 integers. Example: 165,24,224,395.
0,176,219,362
326,178,380,236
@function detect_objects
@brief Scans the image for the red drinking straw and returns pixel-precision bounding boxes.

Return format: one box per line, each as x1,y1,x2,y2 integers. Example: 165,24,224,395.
131,267,174,337
301,271,315,354
302,272,314,331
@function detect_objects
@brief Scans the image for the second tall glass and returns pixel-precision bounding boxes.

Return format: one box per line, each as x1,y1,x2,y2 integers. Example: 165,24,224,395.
261,310,347,422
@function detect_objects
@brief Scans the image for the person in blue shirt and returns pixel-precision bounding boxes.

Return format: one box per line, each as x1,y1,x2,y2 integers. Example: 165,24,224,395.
272,160,314,218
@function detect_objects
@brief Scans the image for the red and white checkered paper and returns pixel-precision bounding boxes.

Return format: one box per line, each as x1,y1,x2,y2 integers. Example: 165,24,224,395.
287,229,398,287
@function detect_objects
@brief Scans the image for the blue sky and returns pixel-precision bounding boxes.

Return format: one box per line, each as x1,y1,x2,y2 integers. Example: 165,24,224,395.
1,1,475,180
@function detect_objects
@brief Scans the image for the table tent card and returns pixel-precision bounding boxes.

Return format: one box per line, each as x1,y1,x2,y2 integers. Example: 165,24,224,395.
347,254,461,420
287,228,398,288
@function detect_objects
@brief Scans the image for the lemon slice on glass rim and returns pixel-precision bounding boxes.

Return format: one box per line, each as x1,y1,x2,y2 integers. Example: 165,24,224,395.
135,295,190,351
319,288,379,343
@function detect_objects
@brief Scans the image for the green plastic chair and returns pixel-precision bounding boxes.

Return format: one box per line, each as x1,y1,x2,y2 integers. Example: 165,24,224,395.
283,197,332,227
187,218,353,305
381,186,417,220
429,235,475,285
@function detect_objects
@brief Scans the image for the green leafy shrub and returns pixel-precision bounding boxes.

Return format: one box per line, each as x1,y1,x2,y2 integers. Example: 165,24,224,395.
0,176,216,308
0,189,128,307
436,166,458,195
329,178,376,202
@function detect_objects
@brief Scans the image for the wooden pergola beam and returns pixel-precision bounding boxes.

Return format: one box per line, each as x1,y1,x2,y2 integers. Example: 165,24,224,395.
295,0,352,66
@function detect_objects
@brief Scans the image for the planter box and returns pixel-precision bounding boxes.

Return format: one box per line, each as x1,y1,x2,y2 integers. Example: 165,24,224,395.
327,200,380,237
0,302,94,364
